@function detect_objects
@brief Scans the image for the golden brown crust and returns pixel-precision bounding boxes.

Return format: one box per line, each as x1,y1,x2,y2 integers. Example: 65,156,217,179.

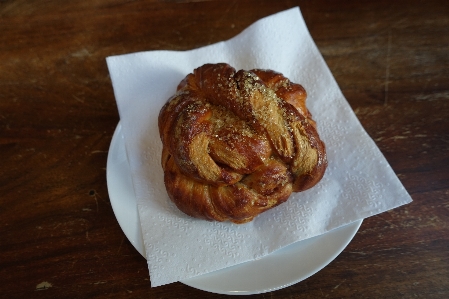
158,63,327,223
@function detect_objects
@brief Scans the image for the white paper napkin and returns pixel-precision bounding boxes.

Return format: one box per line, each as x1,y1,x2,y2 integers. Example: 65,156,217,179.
106,7,412,287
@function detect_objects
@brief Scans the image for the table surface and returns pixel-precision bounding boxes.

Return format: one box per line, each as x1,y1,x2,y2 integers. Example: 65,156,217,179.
1,0,448,298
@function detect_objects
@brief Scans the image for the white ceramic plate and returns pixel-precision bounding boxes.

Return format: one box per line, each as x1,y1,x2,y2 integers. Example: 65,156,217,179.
106,122,363,295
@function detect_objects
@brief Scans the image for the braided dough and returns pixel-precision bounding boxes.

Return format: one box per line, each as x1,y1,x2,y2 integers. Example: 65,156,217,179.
158,63,327,223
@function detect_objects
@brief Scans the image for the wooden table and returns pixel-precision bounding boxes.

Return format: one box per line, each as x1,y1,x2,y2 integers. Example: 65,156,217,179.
1,0,448,298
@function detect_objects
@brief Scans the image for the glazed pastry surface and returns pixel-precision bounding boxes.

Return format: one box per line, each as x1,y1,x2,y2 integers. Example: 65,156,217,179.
158,63,327,223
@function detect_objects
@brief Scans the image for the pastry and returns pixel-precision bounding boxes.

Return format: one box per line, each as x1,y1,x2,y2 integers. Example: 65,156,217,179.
158,63,327,223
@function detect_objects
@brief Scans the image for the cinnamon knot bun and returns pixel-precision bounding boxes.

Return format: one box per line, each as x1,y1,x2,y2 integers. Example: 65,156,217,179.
158,63,327,223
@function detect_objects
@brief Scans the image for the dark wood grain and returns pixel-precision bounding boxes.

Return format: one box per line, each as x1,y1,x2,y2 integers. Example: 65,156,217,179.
1,0,448,298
